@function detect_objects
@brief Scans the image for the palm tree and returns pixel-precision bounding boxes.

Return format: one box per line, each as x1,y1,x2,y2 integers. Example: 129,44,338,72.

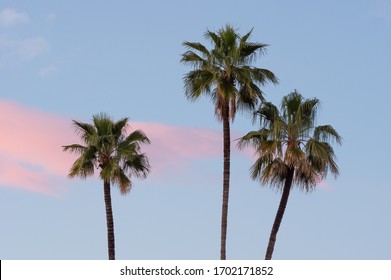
63,113,151,260
181,24,278,259
238,90,342,260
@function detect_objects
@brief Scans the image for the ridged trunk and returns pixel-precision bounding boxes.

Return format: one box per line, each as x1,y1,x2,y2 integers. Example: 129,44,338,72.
264,168,294,260
220,102,231,260
104,179,115,260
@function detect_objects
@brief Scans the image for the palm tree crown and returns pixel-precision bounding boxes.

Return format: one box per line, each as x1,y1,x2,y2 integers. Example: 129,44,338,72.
239,90,341,191
238,90,342,259
63,113,151,193
181,24,278,121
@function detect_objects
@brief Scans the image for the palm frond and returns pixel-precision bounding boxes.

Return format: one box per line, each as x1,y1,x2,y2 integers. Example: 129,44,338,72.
240,28,253,43
182,42,210,58
285,146,305,167
204,30,221,48
67,146,96,179
112,168,131,195
251,68,279,85
236,84,262,113
62,144,86,154
257,101,279,120
181,51,206,68
93,113,114,137
123,153,151,179
237,129,269,150
183,69,216,101
250,157,265,180
313,125,342,144
112,117,128,140
240,43,268,63
72,120,96,144
306,139,339,176
125,129,150,145
259,140,282,155
260,158,288,188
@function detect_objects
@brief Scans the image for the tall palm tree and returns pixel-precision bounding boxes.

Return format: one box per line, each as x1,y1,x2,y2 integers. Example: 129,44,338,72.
181,25,278,259
238,90,342,260
63,113,151,260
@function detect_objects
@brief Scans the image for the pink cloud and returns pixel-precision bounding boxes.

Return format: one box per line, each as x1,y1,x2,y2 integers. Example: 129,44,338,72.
0,9,29,27
130,122,222,174
0,157,63,196
0,100,77,195
0,100,227,195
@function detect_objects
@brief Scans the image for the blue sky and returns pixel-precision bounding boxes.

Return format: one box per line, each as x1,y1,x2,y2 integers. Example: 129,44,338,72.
0,0,390,259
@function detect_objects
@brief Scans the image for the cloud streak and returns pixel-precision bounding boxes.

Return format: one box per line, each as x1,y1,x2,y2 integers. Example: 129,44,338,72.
39,64,58,77
0,100,225,195
0,36,50,66
0,100,77,195
0,8,29,27
0,9,51,67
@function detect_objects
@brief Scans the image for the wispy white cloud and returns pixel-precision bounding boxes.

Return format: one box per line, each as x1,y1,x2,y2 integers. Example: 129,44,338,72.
0,36,50,65
0,9,51,67
16,37,50,59
0,8,29,27
39,64,58,77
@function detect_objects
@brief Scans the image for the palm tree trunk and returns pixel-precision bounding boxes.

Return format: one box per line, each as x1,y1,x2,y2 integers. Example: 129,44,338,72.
220,102,231,260
103,179,115,260
264,168,294,260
